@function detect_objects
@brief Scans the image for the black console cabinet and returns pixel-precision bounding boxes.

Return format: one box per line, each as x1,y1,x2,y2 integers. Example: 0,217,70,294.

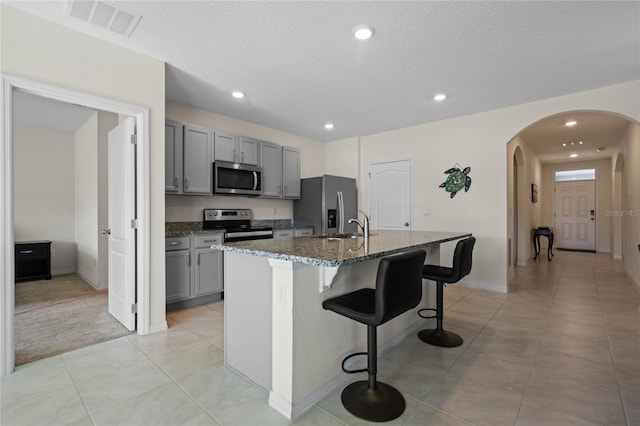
15,241,52,282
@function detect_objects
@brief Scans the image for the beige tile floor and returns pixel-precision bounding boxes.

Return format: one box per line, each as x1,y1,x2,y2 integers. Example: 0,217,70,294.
1,251,638,425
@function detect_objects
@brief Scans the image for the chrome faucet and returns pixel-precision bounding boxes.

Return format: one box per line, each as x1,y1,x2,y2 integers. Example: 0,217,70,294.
348,211,370,239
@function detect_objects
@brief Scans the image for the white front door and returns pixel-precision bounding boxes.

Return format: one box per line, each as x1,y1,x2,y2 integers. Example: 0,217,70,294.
554,180,596,251
369,160,412,230
107,118,136,330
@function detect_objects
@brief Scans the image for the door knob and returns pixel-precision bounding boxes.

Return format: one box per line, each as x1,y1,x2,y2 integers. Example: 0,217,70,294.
102,229,111,235
404,222,410,227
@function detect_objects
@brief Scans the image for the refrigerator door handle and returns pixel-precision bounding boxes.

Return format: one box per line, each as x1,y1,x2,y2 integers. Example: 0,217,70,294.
337,191,344,233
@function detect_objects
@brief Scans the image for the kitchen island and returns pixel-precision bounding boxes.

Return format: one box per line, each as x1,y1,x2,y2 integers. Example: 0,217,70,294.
212,230,471,420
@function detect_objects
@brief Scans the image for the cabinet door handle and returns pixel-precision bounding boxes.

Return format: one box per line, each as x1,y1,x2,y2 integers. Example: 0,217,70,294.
20,250,33,254
277,185,281,195
174,176,179,188
185,177,190,189
284,185,287,194
241,152,244,162
187,253,190,266
168,241,182,246
197,252,200,265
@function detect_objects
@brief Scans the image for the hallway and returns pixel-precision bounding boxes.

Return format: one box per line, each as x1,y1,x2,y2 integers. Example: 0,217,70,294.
1,251,638,425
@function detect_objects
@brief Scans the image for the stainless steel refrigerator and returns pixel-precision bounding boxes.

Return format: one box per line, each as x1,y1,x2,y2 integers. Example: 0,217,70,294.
294,175,358,235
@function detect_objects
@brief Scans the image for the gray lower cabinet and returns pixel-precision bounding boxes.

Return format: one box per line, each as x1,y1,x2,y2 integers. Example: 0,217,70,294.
166,234,223,305
295,227,313,237
165,237,191,302
274,227,313,238
193,235,223,296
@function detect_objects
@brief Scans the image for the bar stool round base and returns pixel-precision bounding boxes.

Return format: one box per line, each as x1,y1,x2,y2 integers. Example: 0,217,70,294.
341,381,406,422
418,329,463,347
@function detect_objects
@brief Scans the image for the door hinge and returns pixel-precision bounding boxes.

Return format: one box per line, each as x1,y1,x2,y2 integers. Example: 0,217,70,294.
131,303,138,313
131,134,137,145
131,219,138,229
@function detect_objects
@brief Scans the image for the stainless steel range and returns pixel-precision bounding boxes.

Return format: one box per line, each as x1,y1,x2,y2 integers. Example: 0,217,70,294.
203,209,273,242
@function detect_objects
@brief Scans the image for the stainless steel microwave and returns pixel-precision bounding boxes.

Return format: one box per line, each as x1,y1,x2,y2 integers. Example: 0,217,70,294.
213,161,262,196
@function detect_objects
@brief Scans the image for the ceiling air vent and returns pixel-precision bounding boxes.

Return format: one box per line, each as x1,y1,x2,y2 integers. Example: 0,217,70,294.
67,0,141,38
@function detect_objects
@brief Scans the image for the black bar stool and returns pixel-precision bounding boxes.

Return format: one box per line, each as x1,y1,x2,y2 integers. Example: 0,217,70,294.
417,236,475,347
322,249,426,422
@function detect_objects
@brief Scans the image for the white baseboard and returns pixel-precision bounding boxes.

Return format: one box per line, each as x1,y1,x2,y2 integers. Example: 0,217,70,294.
75,271,101,290
613,254,623,260
459,280,508,294
52,268,75,276
147,320,168,335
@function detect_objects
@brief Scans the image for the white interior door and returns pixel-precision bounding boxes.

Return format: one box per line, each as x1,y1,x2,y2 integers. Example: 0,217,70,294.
369,160,412,230
107,117,136,330
554,180,596,251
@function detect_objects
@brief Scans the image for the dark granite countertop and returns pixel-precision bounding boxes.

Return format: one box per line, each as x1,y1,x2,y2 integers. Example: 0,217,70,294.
211,229,471,267
165,222,223,237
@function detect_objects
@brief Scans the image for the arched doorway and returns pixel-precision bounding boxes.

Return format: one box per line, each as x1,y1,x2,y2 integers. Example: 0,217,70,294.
507,110,636,280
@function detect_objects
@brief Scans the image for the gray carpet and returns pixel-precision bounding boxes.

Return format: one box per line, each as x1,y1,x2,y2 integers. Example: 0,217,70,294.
15,274,133,366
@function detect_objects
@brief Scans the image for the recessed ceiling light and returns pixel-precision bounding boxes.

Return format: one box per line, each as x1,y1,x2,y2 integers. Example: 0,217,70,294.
570,153,578,158
324,123,334,130
565,120,577,127
433,94,447,101
232,91,245,99
353,25,374,40
579,141,583,144
596,147,605,152
562,143,567,147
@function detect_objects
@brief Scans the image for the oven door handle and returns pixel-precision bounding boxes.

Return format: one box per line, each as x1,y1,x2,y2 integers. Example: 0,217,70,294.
252,171,258,191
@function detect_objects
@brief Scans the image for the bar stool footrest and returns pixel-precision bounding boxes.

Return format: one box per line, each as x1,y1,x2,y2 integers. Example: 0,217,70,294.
341,380,406,422
341,352,368,374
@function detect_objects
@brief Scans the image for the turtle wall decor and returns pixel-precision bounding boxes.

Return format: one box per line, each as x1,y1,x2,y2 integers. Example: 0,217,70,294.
439,164,471,198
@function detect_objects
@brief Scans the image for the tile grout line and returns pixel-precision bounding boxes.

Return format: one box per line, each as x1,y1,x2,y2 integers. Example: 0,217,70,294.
128,330,225,426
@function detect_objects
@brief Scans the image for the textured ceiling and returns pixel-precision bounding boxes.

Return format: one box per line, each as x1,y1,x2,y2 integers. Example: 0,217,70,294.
6,1,639,152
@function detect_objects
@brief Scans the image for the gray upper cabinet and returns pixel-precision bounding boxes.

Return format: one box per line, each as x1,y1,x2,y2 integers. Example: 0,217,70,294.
282,146,301,199
238,136,259,165
165,120,183,193
260,141,283,197
214,132,236,163
260,142,301,199
183,124,212,194
214,133,259,165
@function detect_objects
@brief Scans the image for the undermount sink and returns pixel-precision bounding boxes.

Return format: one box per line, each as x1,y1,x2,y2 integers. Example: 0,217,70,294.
315,233,376,239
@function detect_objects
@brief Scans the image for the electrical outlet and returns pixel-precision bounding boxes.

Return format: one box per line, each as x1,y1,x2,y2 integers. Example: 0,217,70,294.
273,208,278,216
423,208,431,216
167,207,175,217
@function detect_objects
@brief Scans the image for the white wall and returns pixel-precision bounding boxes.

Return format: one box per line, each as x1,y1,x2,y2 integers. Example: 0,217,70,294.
97,111,117,288
327,81,640,292
74,113,99,285
73,111,116,288
13,124,76,274
541,159,612,253
611,122,640,288
507,136,543,267
2,5,166,332
165,102,326,222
